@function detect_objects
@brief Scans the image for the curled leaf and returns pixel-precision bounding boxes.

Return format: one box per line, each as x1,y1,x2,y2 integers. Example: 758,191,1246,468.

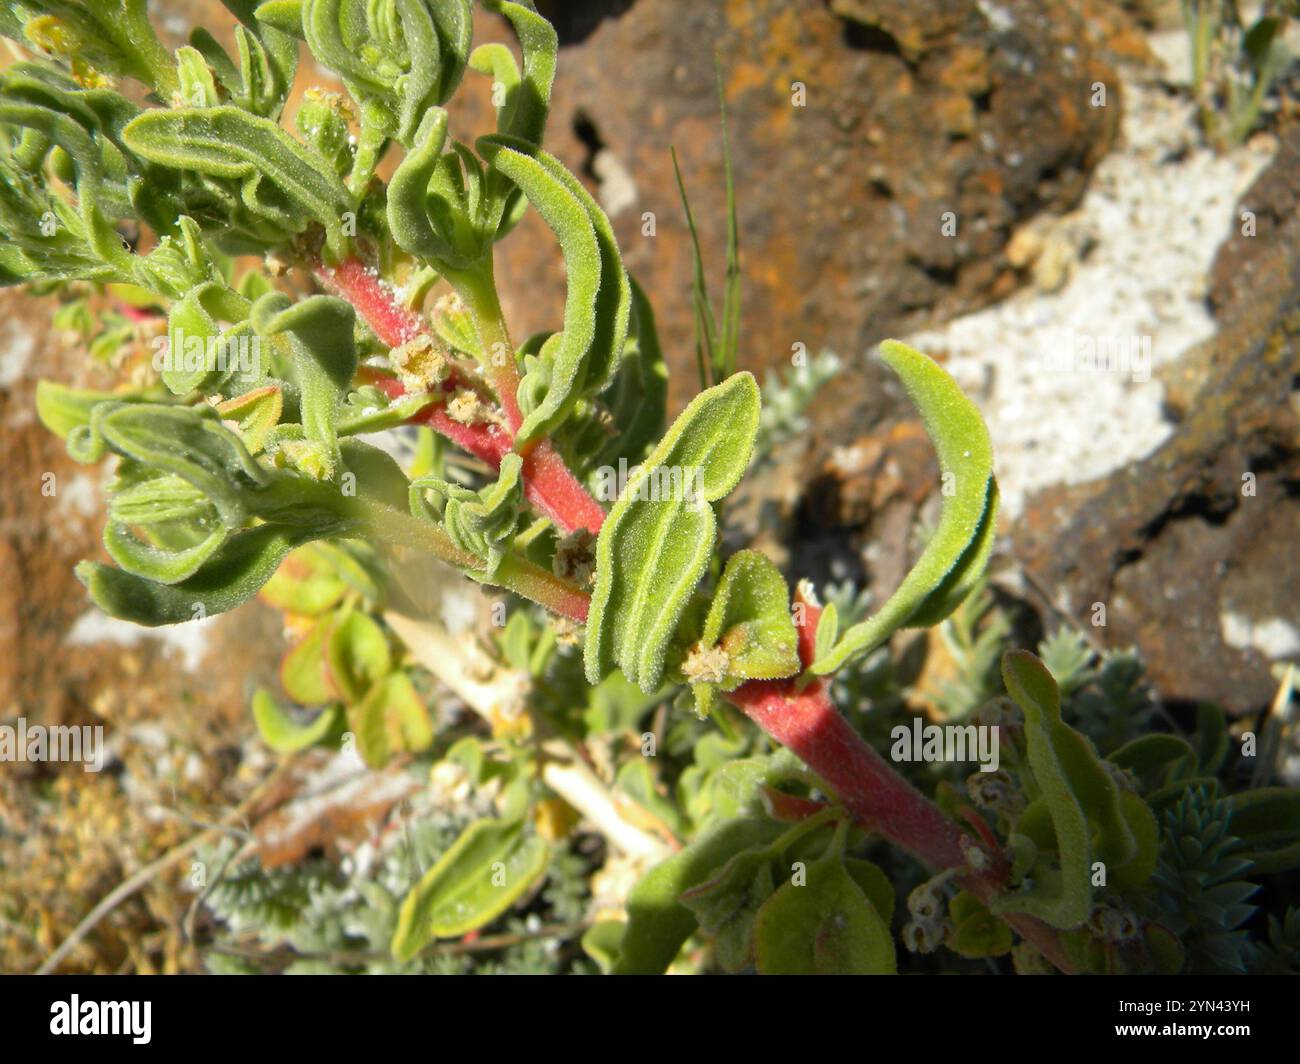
995,651,1156,928
588,276,668,471
251,292,357,479
478,134,629,444
70,402,268,528
77,522,333,626
812,341,996,674
252,688,340,753
698,549,799,686
121,105,353,256
410,453,523,576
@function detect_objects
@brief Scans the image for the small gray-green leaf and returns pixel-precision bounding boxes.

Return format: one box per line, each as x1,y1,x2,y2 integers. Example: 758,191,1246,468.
251,292,357,478
612,816,786,975
76,522,334,626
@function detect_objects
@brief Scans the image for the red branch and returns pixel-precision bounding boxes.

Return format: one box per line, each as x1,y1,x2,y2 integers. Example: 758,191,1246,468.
725,591,1076,973
319,257,425,347
316,258,607,534
728,595,967,871
320,259,1073,968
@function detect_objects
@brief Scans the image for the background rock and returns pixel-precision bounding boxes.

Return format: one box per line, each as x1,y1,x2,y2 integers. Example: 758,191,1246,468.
1014,129,1300,714
504,0,1124,406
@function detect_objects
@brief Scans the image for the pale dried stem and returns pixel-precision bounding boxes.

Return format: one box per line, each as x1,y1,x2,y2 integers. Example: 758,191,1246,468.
383,610,672,863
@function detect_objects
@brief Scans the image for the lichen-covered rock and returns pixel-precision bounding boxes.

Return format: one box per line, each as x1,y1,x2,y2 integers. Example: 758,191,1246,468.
508,0,1123,405
1014,129,1300,713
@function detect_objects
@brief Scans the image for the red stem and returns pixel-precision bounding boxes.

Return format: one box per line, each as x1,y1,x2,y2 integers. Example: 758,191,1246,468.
724,592,1076,973
317,259,1071,969
315,258,606,534
731,675,967,871
318,257,425,346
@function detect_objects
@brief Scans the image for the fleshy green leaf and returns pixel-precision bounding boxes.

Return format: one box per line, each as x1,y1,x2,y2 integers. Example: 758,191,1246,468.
391,816,549,961
252,687,340,753
812,340,996,674
410,453,523,577
121,105,353,257
680,845,776,973
302,0,470,149
697,549,799,687
844,858,895,925
585,372,760,693
589,276,668,470
35,381,140,439
251,292,357,478
11,1,179,94
753,857,896,974
348,670,433,767
69,402,269,528
478,1,555,149
76,523,327,626
947,890,1013,958
1108,734,1196,792
107,471,210,526
612,816,785,975
478,134,629,444
1227,787,1300,874
102,517,227,584
195,1,298,119
216,384,283,453
580,921,625,975
160,280,251,395
994,651,1156,928
253,0,306,37
175,45,220,108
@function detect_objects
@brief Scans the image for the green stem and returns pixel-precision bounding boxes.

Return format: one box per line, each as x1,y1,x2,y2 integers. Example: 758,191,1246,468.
342,495,588,622
444,260,524,432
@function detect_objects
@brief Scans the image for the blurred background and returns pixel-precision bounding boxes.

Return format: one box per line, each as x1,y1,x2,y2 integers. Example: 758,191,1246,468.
1,0,1296,972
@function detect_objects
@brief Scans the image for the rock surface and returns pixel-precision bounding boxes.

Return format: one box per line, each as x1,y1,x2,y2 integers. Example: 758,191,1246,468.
1014,129,1300,713
505,0,1123,406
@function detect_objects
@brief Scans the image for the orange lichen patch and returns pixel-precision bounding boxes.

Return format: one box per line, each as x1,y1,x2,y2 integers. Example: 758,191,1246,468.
937,44,993,95
935,94,976,137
